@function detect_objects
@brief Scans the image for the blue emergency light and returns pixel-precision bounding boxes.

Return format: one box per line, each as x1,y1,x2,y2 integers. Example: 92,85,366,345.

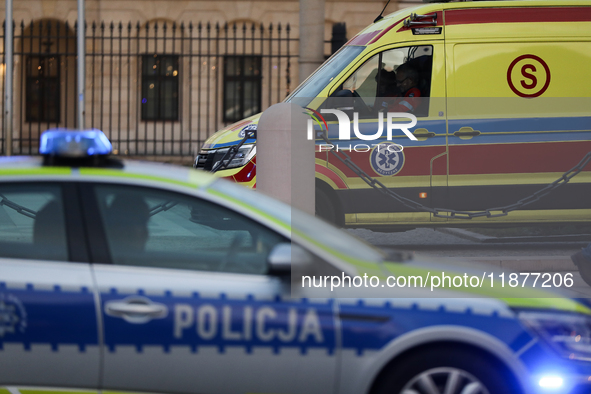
39,129,112,157
539,376,564,389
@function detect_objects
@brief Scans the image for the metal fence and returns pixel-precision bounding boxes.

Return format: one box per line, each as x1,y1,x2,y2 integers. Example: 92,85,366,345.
1,19,298,157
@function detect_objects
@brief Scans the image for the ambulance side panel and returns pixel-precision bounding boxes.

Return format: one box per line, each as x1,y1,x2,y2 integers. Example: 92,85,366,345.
445,6,591,224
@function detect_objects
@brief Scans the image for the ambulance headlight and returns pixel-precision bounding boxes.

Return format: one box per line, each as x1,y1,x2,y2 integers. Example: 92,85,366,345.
519,312,591,361
213,145,255,170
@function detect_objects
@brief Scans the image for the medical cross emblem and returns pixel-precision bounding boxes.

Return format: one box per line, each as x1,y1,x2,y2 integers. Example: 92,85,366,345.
378,150,399,169
370,142,404,176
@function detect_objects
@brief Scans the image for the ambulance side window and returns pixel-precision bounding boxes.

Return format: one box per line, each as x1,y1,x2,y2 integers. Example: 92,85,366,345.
325,45,433,118
93,184,287,275
0,183,68,261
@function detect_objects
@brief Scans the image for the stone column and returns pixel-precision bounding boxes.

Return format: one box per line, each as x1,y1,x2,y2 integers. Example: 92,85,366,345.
257,103,314,215
298,0,325,83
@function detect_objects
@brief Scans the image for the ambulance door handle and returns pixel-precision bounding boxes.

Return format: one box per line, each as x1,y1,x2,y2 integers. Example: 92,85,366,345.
412,128,435,141
453,127,481,140
105,296,168,324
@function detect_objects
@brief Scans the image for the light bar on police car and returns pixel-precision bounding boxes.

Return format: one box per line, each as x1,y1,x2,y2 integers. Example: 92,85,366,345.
39,128,112,157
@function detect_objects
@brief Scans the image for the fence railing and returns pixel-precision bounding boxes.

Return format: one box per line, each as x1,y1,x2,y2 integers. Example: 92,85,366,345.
1,19,299,157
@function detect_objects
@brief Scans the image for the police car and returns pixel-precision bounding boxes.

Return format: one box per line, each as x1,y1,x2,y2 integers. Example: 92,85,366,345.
1,129,591,394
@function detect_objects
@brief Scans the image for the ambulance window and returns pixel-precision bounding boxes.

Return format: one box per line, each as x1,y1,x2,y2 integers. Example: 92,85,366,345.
326,45,432,118
285,46,364,107
93,185,287,275
0,184,68,261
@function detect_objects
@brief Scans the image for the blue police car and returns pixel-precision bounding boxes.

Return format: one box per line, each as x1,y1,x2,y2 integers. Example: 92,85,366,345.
0,129,590,394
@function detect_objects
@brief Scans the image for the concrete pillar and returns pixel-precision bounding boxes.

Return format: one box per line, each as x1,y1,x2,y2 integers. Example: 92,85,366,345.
77,0,86,129
257,103,315,215
299,0,325,83
5,0,13,155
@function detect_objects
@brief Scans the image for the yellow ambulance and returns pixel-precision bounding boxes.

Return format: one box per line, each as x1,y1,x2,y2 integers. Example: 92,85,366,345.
196,0,591,230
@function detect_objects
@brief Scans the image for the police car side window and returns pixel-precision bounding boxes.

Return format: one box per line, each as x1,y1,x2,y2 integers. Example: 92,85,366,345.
93,185,287,275
0,184,68,261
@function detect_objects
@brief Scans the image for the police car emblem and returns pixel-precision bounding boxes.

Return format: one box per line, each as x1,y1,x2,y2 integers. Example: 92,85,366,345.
0,293,27,337
369,142,404,176
239,124,257,138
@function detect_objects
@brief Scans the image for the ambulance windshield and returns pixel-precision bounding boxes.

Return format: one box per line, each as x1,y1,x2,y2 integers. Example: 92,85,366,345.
285,46,365,107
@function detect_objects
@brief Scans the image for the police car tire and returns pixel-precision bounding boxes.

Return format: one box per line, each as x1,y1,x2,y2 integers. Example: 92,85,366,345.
372,346,518,394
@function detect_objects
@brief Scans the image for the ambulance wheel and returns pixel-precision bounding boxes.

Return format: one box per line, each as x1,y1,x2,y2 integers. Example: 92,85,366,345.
372,346,518,394
315,187,342,226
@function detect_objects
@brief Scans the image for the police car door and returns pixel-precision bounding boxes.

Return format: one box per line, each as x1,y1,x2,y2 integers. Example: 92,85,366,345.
85,183,337,394
0,182,100,391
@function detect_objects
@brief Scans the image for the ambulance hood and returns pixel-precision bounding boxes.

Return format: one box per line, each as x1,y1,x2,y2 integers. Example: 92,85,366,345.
202,114,261,150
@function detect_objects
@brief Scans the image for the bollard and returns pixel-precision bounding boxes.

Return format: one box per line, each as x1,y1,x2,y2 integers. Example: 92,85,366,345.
257,102,315,216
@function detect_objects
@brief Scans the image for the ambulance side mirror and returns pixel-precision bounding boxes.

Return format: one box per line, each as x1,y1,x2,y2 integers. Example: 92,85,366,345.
267,243,313,276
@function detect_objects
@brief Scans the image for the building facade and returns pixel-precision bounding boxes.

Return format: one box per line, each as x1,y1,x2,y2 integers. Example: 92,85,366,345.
0,0,413,158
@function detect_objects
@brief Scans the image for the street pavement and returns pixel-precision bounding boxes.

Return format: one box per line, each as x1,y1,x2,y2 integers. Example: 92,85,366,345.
349,227,591,297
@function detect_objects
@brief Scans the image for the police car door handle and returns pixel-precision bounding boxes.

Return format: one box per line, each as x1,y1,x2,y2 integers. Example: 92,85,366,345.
453,127,481,139
106,302,166,315
105,297,168,324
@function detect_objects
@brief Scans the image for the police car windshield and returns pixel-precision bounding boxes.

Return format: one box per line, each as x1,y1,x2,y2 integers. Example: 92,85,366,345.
210,180,384,263
285,46,365,107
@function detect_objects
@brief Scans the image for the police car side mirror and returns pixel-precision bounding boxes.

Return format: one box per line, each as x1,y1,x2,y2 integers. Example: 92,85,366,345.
267,243,313,276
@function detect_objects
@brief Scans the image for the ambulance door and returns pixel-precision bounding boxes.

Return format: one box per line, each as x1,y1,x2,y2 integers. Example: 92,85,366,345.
321,43,447,227
85,183,337,394
445,37,591,223
0,182,100,390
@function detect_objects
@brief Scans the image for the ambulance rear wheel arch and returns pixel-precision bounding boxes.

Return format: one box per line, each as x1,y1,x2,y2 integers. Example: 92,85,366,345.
315,179,344,227
369,342,524,394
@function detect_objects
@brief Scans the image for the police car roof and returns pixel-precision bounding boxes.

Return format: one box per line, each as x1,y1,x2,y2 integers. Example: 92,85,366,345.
0,155,218,190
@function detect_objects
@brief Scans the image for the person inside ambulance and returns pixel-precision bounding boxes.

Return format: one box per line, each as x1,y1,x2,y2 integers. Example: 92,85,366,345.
374,68,400,112
388,63,421,113
324,83,369,118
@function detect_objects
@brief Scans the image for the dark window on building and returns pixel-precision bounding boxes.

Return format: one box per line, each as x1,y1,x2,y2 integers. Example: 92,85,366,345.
141,55,179,121
26,56,60,123
223,56,262,122
331,23,347,55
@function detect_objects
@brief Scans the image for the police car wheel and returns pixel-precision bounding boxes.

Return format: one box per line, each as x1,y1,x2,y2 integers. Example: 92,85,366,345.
372,346,517,394
399,367,490,394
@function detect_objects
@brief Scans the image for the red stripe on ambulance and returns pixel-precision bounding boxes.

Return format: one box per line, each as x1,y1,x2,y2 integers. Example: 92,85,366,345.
315,163,348,189
445,7,591,25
